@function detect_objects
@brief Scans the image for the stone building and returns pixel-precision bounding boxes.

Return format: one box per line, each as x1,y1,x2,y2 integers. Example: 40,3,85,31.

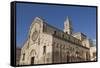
19,16,94,65
16,48,21,65
90,46,96,61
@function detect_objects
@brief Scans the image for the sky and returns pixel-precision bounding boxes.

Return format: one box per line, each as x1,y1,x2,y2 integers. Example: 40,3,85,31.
16,2,97,48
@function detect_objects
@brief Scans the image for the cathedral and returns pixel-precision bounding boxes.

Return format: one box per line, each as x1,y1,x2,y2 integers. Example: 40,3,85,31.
19,16,95,65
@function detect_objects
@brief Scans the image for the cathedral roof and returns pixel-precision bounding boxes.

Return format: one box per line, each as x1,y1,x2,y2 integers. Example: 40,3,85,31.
72,32,87,37
32,17,89,49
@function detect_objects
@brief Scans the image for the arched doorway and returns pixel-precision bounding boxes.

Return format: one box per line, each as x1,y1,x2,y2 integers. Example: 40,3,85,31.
29,49,36,65
31,57,35,65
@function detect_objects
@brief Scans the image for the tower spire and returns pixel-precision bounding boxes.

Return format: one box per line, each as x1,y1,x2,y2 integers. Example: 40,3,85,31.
64,16,73,35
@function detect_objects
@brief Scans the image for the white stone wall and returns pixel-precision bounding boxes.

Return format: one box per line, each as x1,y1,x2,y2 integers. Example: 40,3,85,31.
19,32,53,65
90,47,96,61
36,33,53,64
52,36,89,63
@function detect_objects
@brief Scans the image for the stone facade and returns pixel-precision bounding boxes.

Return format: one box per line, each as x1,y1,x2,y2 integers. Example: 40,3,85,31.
16,48,21,65
19,16,95,65
90,46,96,61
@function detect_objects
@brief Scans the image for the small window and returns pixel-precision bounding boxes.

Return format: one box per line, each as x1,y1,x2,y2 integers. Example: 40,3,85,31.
43,46,46,54
62,34,64,38
64,31,68,34
93,52,96,58
56,43,59,48
54,31,56,35
22,53,25,61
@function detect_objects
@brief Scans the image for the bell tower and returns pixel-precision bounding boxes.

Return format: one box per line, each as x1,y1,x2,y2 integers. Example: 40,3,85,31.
64,16,73,35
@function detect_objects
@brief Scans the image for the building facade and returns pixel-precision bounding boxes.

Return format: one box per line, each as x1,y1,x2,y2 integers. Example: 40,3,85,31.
90,46,96,61
16,48,21,65
19,16,95,65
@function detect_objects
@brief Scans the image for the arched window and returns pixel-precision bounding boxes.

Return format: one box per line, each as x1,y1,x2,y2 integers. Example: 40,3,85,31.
56,43,59,48
22,53,25,61
54,31,56,35
43,46,46,54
